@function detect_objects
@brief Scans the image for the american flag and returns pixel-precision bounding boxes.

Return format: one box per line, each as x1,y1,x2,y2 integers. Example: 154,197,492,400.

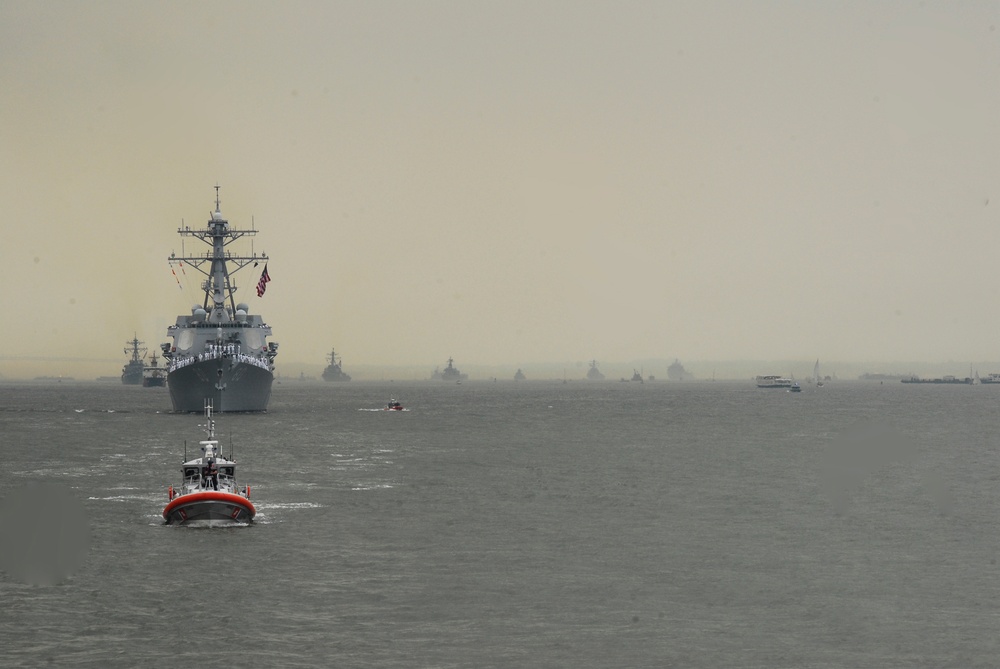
256,264,271,297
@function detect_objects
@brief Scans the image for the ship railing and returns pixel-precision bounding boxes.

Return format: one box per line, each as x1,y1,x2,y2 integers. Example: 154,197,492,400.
168,349,271,373
216,474,237,492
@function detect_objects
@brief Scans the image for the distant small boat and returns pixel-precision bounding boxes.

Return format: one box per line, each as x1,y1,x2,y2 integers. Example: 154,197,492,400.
514,368,526,381
788,382,802,393
813,359,824,387
383,399,404,411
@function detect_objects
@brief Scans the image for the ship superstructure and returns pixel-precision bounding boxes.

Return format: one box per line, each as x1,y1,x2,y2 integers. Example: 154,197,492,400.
160,187,278,412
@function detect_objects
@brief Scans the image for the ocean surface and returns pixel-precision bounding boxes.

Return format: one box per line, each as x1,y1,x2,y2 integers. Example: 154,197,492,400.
1,378,999,667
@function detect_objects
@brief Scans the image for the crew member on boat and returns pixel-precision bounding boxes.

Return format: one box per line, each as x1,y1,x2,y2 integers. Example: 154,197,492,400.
202,460,219,490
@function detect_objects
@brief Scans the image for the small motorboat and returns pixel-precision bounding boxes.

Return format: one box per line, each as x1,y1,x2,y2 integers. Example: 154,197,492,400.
383,399,404,411
789,382,802,393
163,402,255,525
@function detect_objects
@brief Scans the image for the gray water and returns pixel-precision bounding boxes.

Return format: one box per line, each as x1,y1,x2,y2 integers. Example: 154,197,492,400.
1,379,998,667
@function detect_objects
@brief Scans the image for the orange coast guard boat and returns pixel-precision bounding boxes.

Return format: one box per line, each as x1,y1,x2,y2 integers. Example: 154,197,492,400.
163,401,255,525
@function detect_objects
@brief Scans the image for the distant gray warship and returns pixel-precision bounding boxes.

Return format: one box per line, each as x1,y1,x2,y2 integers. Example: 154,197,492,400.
586,360,604,380
121,335,146,385
667,359,693,381
434,357,468,381
159,187,278,412
322,348,351,382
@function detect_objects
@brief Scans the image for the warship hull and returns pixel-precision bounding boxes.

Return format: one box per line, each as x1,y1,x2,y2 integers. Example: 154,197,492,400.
322,367,351,382
121,363,144,385
167,359,273,412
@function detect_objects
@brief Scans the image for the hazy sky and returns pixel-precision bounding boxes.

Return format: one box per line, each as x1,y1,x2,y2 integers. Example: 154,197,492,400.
2,1,999,378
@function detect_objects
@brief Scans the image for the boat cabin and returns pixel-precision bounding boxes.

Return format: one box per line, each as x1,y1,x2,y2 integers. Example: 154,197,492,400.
178,438,241,493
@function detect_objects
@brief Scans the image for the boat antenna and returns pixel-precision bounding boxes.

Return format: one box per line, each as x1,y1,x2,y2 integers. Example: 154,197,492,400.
214,183,221,213
184,440,187,461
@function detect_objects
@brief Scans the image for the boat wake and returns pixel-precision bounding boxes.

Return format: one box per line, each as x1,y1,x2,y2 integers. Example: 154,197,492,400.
167,519,252,529
251,501,321,524
256,501,322,510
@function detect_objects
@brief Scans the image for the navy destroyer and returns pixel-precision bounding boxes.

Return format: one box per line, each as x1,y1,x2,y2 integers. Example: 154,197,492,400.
586,360,605,380
121,335,146,385
667,359,693,381
322,347,351,382
159,187,278,412
433,357,467,381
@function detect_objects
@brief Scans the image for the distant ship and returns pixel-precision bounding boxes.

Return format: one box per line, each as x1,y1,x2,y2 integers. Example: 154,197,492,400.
514,368,526,381
630,369,643,383
121,335,146,385
322,348,351,382
667,359,693,381
586,360,605,380
900,375,973,385
756,375,793,389
858,373,910,381
435,357,468,382
159,187,278,412
813,359,824,387
143,353,166,387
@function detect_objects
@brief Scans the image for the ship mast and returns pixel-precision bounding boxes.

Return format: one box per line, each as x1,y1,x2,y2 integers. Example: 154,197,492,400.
169,186,268,323
125,335,147,363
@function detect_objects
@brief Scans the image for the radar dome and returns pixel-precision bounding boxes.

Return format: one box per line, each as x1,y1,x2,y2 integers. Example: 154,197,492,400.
235,309,248,323
236,303,249,313
193,308,207,322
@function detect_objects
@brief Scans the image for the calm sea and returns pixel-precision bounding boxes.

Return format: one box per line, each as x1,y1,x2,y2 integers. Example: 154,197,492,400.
1,378,998,667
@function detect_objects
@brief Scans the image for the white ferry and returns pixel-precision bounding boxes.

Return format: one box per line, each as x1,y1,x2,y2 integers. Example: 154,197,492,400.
756,375,793,389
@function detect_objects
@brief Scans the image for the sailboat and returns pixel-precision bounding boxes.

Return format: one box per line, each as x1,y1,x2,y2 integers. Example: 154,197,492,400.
814,359,824,387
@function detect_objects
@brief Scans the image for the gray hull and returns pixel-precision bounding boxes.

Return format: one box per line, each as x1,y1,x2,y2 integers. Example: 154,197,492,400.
167,359,273,412
122,363,144,385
